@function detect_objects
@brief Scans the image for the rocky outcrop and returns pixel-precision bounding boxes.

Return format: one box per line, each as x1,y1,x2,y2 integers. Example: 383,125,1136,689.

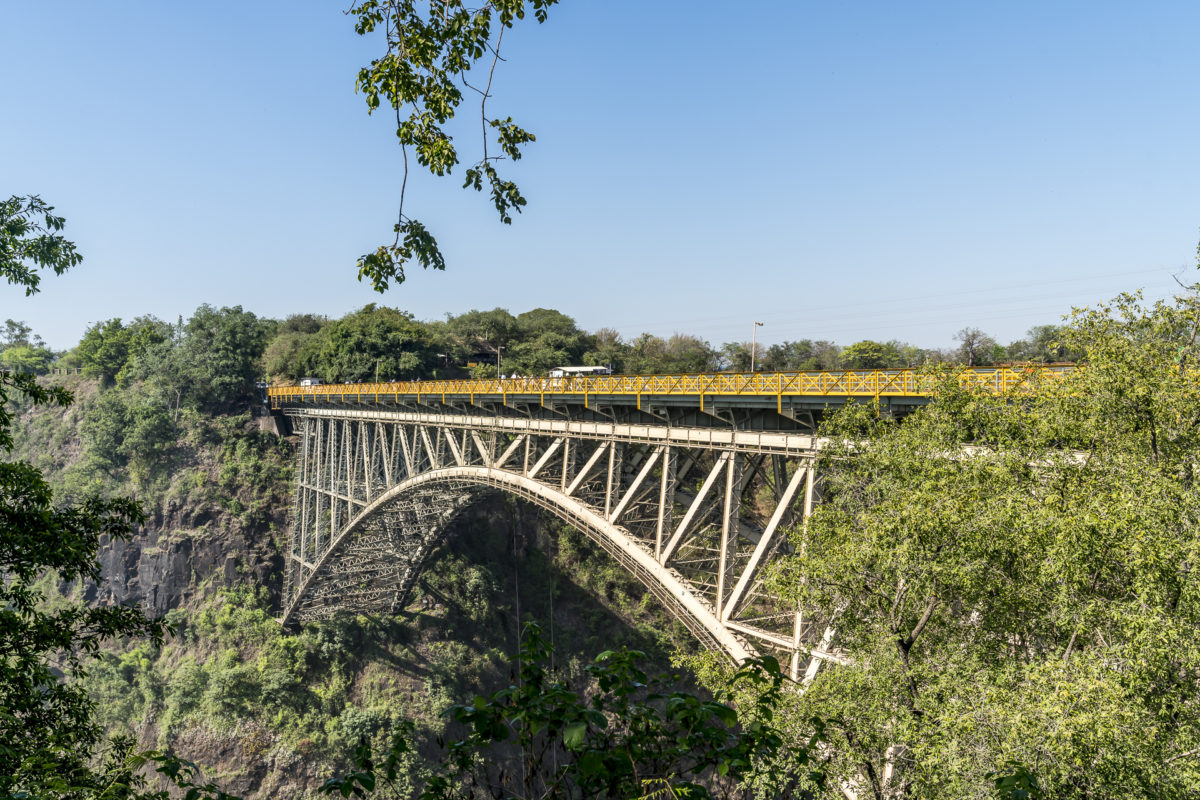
90,519,283,616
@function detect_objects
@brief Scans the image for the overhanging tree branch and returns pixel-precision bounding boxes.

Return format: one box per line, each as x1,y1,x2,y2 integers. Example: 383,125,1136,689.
349,1,559,292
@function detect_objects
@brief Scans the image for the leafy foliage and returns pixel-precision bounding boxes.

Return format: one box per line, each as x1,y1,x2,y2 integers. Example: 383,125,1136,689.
623,333,719,375
0,318,57,374
777,290,1200,798
0,194,83,294
0,203,240,798
76,317,170,385
321,623,825,800
317,305,435,382
837,339,905,369
178,305,271,411
348,0,559,290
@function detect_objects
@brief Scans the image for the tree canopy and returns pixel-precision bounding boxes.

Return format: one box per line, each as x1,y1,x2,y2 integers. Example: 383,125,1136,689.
317,305,435,382
76,317,170,385
0,319,55,374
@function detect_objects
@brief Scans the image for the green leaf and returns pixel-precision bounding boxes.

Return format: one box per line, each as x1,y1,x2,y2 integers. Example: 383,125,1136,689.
563,721,587,749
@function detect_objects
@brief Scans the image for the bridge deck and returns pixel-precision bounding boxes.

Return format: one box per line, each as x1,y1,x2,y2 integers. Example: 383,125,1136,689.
268,366,1071,412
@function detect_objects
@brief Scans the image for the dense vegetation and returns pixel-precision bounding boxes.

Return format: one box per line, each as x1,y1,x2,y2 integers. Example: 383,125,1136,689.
772,290,1200,798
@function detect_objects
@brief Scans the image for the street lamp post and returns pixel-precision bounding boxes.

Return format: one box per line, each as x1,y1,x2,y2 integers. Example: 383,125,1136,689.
750,321,764,372
496,345,504,377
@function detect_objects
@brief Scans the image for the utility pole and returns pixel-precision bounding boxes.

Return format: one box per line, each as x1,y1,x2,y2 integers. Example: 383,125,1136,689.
497,345,504,377
750,321,764,372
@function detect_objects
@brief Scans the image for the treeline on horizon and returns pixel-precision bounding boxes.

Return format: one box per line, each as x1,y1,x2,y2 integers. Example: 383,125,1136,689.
0,304,1079,388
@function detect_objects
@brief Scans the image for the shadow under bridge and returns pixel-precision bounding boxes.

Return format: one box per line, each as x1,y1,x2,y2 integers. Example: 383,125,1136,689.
278,405,838,679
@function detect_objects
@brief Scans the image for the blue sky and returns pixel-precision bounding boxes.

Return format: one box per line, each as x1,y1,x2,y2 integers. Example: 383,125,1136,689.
3,1,1198,351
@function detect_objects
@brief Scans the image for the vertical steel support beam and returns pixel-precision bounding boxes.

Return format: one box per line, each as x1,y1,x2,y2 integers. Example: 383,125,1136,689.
344,419,355,505
297,417,311,564
655,447,676,560
772,455,788,501
329,420,340,547
313,418,325,562
377,422,392,487
397,424,415,478
716,451,741,613
560,438,572,492
792,463,817,680
605,443,623,519
360,421,372,503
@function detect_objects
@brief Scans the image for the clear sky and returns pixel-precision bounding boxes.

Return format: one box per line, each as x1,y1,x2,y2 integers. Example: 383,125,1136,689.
3,1,1198,351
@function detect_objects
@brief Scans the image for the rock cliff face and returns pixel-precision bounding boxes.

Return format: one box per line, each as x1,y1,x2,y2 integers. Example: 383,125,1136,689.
90,516,284,616
10,381,292,619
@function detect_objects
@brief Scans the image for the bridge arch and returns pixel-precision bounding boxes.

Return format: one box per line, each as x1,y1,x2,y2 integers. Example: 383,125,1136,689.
278,409,834,676
284,466,755,661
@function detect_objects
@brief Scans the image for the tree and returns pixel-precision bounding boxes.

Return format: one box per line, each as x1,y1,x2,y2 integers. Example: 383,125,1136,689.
624,333,718,375
260,313,329,381
444,307,520,365
515,307,579,340
1005,323,1080,363
0,433,168,793
953,326,997,366
838,339,903,369
0,343,55,374
2,319,36,347
759,340,837,372
75,316,169,385
0,194,83,294
499,308,589,374
316,304,434,382
262,330,324,382
179,305,272,409
348,1,560,291
720,341,754,372
581,327,627,372
777,290,1200,798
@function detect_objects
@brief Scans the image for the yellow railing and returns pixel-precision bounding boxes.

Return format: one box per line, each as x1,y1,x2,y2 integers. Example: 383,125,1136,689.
268,366,1074,407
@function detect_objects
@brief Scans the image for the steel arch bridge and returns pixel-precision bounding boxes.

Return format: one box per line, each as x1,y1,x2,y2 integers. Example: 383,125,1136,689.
270,367,1065,677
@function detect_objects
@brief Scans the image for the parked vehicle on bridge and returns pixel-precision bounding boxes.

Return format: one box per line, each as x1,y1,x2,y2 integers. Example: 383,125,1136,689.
299,377,322,387
547,365,611,378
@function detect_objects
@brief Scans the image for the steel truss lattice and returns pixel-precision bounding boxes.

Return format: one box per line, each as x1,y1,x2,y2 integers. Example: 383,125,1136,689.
280,406,840,677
